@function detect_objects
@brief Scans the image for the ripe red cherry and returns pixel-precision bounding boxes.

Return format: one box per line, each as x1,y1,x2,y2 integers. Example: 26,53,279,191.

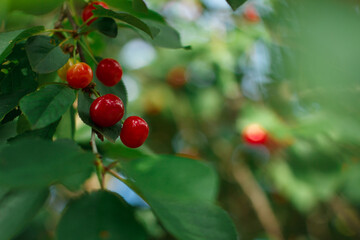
82,1,109,25
96,58,123,87
120,116,149,148
242,123,267,144
90,94,124,127
66,62,93,89
244,5,260,23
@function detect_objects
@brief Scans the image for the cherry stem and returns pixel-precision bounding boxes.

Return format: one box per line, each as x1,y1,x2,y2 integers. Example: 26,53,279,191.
91,130,105,189
45,29,76,33
78,40,98,65
58,37,71,47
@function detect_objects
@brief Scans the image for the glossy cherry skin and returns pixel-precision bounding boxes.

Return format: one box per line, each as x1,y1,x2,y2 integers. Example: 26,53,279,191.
82,1,109,25
90,94,124,127
96,58,123,86
66,62,93,89
242,123,267,144
120,116,149,148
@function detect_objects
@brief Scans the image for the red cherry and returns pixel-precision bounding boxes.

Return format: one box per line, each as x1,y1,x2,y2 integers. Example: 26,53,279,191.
66,62,93,89
90,94,124,127
82,1,109,25
120,116,149,148
242,123,268,144
244,5,260,23
96,58,123,87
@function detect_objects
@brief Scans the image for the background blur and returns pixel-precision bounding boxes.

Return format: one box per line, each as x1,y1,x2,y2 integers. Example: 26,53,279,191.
2,0,360,239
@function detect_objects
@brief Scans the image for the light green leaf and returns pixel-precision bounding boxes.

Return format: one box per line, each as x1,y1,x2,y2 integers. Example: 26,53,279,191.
123,155,218,202
122,155,238,240
20,85,76,129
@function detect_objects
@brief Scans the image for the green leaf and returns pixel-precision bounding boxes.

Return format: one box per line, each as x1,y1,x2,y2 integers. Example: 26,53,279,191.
20,85,76,129
0,138,95,187
150,199,238,240
0,188,49,240
92,6,154,38
1,44,38,95
141,20,189,49
91,17,118,38
56,191,147,240
8,119,61,142
123,155,218,202
122,156,237,240
77,91,122,143
225,0,247,11
0,44,38,121
55,106,76,140
10,0,64,15
133,0,148,13
0,108,21,125
106,0,165,22
0,26,44,63
16,114,32,134
99,142,153,160
25,35,69,73
0,90,31,121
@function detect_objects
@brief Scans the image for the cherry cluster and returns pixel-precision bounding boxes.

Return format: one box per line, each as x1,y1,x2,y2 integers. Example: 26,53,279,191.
58,1,149,148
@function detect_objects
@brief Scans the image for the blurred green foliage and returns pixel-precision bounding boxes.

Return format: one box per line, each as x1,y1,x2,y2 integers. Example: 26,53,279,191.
1,0,360,239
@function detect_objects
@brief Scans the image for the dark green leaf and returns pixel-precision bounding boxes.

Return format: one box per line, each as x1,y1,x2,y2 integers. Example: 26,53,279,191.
0,44,38,121
123,155,237,240
78,91,122,143
225,0,247,11
150,199,238,240
0,138,95,187
20,84,76,129
0,108,21,125
0,188,49,240
0,90,31,121
25,35,69,73
123,155,218,202
91,17,118,38
0,26,44,63
56,191,147,240
8,119,61,142
0,121,17,144
133,0,148,13
0,45,37,95
92,6,154,38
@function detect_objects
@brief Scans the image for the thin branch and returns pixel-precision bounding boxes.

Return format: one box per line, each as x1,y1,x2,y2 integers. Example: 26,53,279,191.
65,6,78,30
232,161,284,240
78,40,98,65
330,196,360,237
76,41,86,62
